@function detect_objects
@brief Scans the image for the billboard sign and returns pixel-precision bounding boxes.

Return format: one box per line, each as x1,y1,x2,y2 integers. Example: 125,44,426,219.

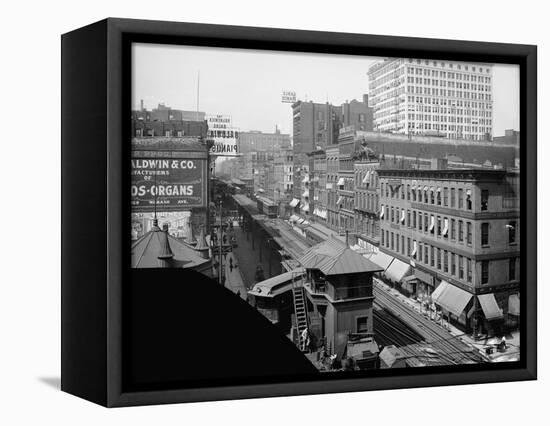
207,114,239,156
131,157,207,211
281,90,296,103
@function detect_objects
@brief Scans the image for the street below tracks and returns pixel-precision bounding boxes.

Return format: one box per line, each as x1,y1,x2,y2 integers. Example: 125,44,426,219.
373,278,487,364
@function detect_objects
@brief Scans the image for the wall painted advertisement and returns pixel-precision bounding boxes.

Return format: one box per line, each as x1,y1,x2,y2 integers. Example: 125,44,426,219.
130,157,207,211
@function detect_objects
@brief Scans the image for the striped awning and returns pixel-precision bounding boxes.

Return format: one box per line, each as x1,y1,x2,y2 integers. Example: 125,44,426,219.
289,198,300,208
365,250,394,271
478,293,504,320
508,294,520,316
385,258,411,282
431,281,472,317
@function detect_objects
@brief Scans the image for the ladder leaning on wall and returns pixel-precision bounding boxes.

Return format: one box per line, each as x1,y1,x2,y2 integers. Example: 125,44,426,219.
291,270,308,352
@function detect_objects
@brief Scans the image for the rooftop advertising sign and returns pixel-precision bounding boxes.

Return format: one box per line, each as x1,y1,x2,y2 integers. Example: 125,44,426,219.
207,114,239,156
281,90,296,103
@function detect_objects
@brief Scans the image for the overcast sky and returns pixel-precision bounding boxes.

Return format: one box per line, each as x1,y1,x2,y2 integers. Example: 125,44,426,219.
132,43,519,137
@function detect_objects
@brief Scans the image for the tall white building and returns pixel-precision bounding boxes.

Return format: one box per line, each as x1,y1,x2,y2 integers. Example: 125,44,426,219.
367,58,493,141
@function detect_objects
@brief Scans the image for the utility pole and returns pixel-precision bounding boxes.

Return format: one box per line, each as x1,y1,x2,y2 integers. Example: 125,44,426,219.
472,293,478,340
218,199,223,286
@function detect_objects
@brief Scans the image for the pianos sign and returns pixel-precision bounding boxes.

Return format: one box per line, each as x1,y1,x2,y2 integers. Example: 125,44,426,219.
130,158,207,211
207,114,239,157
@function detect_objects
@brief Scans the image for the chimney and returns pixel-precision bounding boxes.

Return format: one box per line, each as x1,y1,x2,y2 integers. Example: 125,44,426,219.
157,227,174,260
184,217,196,245
140,99,144,111
194,226,210,259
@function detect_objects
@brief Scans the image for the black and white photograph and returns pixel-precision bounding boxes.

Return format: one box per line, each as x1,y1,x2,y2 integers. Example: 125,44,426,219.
130,43,521,371
2,0,545,422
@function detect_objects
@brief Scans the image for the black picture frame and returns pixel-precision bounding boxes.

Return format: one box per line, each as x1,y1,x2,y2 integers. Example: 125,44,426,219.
61,18,537,407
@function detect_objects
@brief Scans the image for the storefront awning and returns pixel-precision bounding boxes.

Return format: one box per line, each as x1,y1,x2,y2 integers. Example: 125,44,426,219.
337,196,344,205
414,269,434,286
337,177,345,186
326,183,333,190
431,281,472,317
508,294,520,316
365,250,394,271
289,198,300,208
351,244,369,254
302,190,309,198
379,205,385,218
302,175,309,183
302,203,309,213
478,293,504,320
385,258,412,282
289,214,300,222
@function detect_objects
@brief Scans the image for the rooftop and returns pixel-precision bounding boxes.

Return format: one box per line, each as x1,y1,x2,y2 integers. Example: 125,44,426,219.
377,168,509,180
131,222,210,270
298,238,383,276
131,137,208,152
248,268,305,298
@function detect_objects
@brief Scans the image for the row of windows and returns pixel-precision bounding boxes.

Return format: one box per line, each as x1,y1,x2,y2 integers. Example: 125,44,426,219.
380,206,517,246
406,77,491,90
380,231,517,284
355,191,379,213
375,119,491,137
135,129,186,137
408,97,492,109
381,183,486,211
355,169,379,188
407,115,491,126
381,207,473,244
405,61,492,75
356,215,379,237
406,86,492,100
